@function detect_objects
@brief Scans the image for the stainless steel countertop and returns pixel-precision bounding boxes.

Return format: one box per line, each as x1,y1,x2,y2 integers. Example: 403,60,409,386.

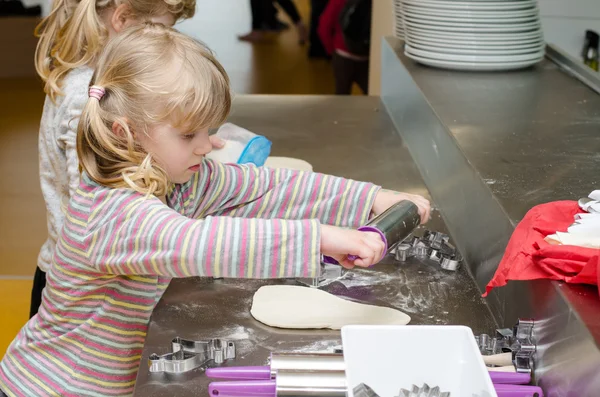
133,96,496,396
380,37,600,395
396,46,600,225
384,37,600,330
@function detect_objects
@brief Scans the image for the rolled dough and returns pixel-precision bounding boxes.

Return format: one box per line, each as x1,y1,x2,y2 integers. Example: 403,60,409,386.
264,156,314,172
250,285,411,330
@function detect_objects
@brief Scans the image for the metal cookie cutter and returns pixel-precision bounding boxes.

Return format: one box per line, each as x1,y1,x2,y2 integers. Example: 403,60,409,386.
512,319,536,373
354,383,381,397
476,328,514,356
398,383,450,397
475,319,536,373
394,230,462,271
440,256,461,271
296,261,345,288
395,243,412,262
149,337,236,374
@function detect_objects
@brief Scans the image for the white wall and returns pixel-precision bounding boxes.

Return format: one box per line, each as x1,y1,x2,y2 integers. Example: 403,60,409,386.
367,0,600,95
368,0,394,96
538,0,600,61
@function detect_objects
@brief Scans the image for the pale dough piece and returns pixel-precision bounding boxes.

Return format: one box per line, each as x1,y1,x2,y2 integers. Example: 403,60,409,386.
264,156,314,172
250,285,411,330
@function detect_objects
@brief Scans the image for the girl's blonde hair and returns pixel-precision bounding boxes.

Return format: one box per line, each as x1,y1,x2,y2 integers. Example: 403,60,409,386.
35,0,196,101
77,23,231,197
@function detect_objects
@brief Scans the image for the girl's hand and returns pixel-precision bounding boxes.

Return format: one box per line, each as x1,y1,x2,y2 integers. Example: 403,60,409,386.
320,225,386,269
372,189,431,224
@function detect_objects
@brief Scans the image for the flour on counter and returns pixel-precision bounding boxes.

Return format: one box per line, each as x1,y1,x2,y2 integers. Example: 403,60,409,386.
288,339,342,353
219,326,250,340
336,269,397,287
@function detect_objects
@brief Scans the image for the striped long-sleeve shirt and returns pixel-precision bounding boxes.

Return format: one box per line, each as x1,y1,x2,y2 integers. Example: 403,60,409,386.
0,159,379,397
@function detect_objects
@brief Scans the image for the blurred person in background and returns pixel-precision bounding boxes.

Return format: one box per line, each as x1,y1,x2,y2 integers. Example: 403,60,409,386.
318,0,372,95
239,0,308,45
308,0,329,59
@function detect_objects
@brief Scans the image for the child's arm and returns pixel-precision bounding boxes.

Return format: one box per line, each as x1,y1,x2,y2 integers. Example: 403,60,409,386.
84,190,321,278
176,160,379,229
57,95,86,197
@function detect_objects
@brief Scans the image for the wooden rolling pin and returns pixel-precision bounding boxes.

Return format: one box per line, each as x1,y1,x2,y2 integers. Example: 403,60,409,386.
487,365,517,373
482,352,513,366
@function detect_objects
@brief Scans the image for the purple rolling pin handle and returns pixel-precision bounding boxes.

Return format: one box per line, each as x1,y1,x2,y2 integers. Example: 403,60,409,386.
322,227,388,265
490,371,532,385
495,384,544,397
322,255,340,265
346,226,388,262
210,394,272,397
206,366,271,380
208,380,275,397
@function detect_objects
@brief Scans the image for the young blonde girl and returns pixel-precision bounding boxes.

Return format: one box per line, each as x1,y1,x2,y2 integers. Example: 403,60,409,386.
31,0,200,318
3,23,430,397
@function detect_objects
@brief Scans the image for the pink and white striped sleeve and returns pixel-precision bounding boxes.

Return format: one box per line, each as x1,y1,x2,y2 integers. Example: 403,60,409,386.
84,190,321,279
175,159,380,228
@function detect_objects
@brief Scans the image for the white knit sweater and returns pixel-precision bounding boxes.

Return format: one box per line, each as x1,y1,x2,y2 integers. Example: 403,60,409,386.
37,66,94,272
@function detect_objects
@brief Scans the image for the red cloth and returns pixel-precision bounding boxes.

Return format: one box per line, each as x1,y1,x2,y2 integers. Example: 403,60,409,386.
317,0,349,55
484,201,600,297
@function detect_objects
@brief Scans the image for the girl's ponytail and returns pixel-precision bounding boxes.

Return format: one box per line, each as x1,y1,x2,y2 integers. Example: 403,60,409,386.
35,0,196,101
34,0,71,88
78,83,169,197
37,0,109,101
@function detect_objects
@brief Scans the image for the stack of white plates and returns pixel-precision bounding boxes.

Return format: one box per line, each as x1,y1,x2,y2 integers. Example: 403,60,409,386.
393,0,405,40
400,0,545,71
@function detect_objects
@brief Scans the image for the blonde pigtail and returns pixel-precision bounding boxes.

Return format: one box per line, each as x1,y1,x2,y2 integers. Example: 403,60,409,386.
34,0,72,90
45,0,107,100
78,24,231,197
35,0,196,101
78,84,169,197
78,92,110,182
122,155,169,198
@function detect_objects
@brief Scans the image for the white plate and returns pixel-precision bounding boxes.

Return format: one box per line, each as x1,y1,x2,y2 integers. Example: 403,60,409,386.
405,39,544,56
405,44,545,62
402,0,537,11
405,50,542,71
402,10,539,24
439,0,532,1
406,34,545,49
405,48,543,71
402,0,537,8
401,3,539,18
405,33,544,46
405,26,543,41
402,17,541,33
405,35,545,49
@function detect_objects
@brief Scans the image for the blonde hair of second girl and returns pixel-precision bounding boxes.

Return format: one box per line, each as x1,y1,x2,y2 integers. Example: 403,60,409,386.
35,0,196,101
77,22,231,197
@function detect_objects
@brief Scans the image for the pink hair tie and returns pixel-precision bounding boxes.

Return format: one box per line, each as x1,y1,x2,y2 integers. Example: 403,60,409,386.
89,85,106,100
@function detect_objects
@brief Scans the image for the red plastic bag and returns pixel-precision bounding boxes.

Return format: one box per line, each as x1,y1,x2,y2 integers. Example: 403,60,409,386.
484,201,600,297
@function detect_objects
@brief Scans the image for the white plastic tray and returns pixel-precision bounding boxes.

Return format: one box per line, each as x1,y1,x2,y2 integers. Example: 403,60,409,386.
342,325,497,397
